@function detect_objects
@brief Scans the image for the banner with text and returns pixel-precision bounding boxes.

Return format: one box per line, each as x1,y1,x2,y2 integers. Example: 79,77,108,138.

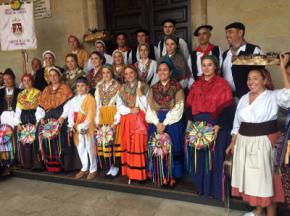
0,2,37,51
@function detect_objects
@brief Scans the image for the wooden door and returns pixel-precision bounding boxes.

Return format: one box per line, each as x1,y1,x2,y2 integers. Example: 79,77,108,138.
104,0,191,51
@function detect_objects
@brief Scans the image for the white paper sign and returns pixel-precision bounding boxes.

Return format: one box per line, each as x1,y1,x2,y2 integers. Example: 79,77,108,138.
33,0,51,20
0,2,37,51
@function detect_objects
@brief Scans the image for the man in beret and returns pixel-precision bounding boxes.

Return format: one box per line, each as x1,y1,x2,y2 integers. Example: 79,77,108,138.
131,28,157,63
156,18,190,61
114,32,132,64
67,35,89,69
222,22,263,99
188,24,223,84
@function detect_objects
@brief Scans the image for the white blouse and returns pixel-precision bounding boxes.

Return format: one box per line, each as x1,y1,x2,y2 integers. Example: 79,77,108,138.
94,80,119,125
136,59,159,86
146,98,184,126
116,81,147,116
35,100,71,123
231,89,290,135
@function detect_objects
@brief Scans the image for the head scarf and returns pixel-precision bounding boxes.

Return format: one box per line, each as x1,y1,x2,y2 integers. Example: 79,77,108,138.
42,50,56,60
201,55,219,68
49,67,62,78
67,35,80,47
95,40,106,48
112,49,125,64
158,57,177,78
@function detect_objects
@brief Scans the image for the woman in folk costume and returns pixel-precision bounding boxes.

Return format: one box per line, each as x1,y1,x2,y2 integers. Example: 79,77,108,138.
117,64,149,184
0,69,21,176
34,50,63,91
134,43,159,86
64,53,84,92
226,58,290,216
36,67,74,173
86,51,105,94
95,64,121,177
146,59,185,187
159,35,192,89
68,76,97,180
186,55,233,199
14,73,41,169
281,54,290,208
112,50,126,84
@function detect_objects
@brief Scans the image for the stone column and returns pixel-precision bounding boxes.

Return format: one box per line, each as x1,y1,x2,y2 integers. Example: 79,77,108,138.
191,0,207,48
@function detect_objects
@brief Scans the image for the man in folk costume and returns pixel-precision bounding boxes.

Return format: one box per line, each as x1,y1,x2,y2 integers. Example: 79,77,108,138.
68,76,97,180
66,35,89,69
157,18,190,61
188,25,222,83
114,32,132,64
222,22,263,99
131,28,157,63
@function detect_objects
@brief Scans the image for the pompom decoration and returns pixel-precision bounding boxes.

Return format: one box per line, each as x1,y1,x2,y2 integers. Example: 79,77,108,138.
147,132,174,186
0,124,15,163
38,118,61,162
95,125,114,168
186,121,215,174
0,124,13,145
39,119,60,140
18,124,36,144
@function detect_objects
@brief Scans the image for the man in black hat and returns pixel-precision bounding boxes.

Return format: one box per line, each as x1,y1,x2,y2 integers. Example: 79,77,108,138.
114,32,132,64
157,18,189,61
222,22,263,99
131,28,157,63
188,24,222,84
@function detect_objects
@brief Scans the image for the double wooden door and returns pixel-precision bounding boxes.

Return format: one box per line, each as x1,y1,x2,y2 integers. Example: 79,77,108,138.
104,0,191,50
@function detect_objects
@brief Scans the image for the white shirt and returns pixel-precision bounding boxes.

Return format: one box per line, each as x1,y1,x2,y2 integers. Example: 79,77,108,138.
222,44,262,91
231,89,290,135
187,46,223,77
157,37,190,61
67,94,94,131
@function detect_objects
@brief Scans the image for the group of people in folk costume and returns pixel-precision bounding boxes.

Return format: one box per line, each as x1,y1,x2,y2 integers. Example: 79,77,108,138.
0,19,290,216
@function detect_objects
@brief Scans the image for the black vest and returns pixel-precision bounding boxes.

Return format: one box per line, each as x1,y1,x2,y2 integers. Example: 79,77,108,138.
131,44,156,63
190,46,220,80
222,43,264,98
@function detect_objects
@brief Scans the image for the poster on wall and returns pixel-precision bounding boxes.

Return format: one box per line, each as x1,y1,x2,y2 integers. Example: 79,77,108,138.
0,1,37,51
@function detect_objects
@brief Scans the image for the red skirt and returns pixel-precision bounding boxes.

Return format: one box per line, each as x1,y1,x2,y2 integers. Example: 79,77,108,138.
120,111,147,181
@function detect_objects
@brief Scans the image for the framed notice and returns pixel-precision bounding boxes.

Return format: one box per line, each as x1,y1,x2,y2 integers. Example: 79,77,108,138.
33,0,51,19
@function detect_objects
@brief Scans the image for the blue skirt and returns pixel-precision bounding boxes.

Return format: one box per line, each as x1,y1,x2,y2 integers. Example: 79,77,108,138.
148,110,184,179
188,113,231,199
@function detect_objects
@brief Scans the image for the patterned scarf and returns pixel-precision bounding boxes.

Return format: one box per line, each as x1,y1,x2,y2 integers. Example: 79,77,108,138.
17,88,41,110
152,79,181,110
98,80,119,106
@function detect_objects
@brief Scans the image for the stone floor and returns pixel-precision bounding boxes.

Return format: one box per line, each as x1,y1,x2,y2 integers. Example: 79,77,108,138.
0,178,246,216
